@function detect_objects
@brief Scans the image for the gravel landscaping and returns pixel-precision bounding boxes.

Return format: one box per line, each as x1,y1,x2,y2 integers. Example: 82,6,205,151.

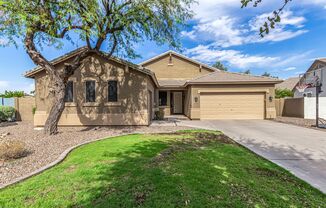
273,116,326,131
0,122,192,187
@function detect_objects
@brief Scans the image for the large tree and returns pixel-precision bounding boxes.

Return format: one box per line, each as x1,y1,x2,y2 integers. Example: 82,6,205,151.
0,0,194,135
241,0,292,37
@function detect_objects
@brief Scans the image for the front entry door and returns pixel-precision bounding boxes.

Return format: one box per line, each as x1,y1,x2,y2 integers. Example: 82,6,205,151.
173,92,183,114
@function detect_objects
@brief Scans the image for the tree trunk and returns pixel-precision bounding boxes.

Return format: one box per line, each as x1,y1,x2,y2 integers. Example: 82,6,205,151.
43,76,66,135
24,31,67,135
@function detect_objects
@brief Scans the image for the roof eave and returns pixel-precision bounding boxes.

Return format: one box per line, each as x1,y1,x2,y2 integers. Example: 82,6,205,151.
159,85,186,88
185,80,282,86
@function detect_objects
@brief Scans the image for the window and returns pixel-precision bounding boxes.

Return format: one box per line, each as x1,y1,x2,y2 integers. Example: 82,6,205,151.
108,80,118,102
159,91,167,106
64,81,74,103
85,80,96,102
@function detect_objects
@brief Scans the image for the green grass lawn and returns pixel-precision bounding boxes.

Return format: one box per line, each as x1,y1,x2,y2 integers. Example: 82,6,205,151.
0,130,324,207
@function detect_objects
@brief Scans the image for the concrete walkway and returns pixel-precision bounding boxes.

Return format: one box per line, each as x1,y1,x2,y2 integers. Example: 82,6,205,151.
178,120,326,193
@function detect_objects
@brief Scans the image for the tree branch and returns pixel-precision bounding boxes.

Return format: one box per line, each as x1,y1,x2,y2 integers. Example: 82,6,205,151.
24,30,57,78
55,25,84,38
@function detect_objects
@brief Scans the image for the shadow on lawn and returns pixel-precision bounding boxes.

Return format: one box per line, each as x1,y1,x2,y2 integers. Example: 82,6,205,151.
67,134,324,208
73,139,172,207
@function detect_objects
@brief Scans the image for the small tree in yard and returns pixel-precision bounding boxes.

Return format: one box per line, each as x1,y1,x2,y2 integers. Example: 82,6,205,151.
0,0,194,135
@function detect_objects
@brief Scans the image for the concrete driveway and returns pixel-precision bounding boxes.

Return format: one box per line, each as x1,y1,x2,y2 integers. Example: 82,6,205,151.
178,119,326,193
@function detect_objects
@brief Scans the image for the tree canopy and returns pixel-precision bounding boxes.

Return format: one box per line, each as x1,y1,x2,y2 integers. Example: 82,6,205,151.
0,0,194,134
262,72,271,77
275,88,294,98
0,90,25,98
212,61,228,71
243,69,251,74
0,0,193,57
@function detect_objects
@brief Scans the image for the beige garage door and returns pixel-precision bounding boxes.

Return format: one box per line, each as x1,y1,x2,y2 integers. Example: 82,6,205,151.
200,92,265,120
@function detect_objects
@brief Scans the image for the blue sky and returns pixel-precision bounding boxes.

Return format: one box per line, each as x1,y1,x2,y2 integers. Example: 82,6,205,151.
1,0,326,93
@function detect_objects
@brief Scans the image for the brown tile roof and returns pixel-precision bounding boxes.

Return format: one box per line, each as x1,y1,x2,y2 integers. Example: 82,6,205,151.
158,79,188,87
186,71,282,85
276,77,300,90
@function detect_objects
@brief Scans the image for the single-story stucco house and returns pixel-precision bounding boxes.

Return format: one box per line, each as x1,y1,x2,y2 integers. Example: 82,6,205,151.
25,47,282,126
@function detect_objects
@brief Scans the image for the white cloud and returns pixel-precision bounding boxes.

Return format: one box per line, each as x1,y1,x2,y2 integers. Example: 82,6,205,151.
180,31,196,39
247,10,308,43
191,0,241,22
272,51,313,68
295,71,305,75
0,81,9,88
0,39,8,46
185,45,279,69
0,81,34,94
190,0,326,24
182,10,307,48
282,67,297,71
183,16,245,47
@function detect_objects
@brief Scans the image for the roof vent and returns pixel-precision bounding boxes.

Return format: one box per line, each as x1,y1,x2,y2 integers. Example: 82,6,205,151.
168,53,173,66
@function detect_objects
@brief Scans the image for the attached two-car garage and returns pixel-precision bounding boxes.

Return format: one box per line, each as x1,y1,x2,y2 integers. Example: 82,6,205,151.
186,71,280,120
200,92,265,120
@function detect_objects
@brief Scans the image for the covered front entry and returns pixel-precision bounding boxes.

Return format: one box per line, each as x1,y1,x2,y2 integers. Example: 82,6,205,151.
200,92,265,120
158,90,186,116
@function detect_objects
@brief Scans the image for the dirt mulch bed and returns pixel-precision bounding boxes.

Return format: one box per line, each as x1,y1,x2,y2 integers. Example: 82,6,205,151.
273,117,326,132
0,122,192,187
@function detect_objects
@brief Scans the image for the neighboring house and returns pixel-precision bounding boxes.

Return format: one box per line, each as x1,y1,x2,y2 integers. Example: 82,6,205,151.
276,77,300,91
25,48,281,127
294,58,326,98
276,59,326,120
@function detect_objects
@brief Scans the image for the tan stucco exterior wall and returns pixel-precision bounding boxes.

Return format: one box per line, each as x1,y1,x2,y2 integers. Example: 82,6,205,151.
189,84,277,119
283,98,304,118
34,54,151,126
142,54,213,80
146,76,156,121
184,87,191,118
15,96,36,122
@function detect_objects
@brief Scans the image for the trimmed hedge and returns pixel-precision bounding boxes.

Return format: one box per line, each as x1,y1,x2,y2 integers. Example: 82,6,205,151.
0,106,16,122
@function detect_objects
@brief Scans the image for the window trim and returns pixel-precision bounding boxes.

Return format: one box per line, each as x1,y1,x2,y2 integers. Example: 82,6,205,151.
159,91,168,107
64,81,74,103
85,80,96,103
107,80,118,103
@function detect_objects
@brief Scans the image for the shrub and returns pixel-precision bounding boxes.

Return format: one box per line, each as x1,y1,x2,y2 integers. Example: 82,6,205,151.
0,90,24,98
32,107,37,115
0,106,16,122
0,140,29,160
154,109,165,120
275,88,294,98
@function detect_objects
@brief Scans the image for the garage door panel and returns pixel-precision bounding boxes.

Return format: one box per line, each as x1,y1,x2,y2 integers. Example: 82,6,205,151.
200,92,265,120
